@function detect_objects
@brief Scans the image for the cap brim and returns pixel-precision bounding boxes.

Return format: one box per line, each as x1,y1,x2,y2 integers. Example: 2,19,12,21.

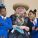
13,4,29,11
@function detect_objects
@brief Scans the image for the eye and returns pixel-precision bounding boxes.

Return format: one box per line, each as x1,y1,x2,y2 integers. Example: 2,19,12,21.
18,7,20,9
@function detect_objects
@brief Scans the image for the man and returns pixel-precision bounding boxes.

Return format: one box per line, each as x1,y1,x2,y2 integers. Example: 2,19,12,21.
0,4,12,38
9,3,29,38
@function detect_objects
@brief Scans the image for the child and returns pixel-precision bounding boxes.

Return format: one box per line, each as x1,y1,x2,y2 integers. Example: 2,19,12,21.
28,9,38,38
0,4,12,38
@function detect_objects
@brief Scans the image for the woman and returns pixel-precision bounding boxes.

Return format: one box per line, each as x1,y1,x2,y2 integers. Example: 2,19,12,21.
9,4,29,38
28,9,38,38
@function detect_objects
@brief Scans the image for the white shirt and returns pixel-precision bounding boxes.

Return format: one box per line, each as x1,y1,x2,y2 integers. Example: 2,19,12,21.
33,18,37,26
0,15,7,19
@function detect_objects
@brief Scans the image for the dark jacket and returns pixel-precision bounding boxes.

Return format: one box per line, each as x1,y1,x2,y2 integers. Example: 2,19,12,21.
9,15,29,38
27,18,38,38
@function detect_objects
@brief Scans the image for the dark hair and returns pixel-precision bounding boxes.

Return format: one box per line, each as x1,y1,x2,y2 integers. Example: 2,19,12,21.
0,4,6,11
29,9,37,16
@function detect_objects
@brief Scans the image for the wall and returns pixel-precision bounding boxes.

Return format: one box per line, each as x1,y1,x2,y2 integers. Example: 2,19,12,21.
2,0,38,17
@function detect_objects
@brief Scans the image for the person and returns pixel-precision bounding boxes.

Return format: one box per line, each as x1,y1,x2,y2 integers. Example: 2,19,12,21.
0,4,12,38
28,9,38,38
9,3,30,38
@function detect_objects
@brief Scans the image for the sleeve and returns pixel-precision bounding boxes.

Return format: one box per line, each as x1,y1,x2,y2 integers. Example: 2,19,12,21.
27,19,33,32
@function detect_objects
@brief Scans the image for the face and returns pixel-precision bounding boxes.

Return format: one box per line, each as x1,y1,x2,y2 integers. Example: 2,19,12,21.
0,8,6,17
16,7,26,17
28,12,35,20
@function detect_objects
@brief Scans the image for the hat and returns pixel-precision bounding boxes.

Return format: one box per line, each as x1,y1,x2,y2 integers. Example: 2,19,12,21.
0,4,5,9
13,4,29,11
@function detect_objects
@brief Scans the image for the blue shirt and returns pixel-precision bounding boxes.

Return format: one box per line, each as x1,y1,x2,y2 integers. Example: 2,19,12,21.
0,16,12,36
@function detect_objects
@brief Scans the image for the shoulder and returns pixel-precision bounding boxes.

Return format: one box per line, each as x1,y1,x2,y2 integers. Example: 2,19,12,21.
6,17,11,21
10,14,17,18
36,18,38,21
10,14,17,21
37,18,38,20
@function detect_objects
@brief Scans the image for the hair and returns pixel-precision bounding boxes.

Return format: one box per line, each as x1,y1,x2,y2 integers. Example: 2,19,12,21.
0,8,6,11
29,9,37,16
0,4,6,11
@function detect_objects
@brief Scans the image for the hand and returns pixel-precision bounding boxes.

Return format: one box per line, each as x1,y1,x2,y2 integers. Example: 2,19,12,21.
20,26,25,29
13,25,17,28
20,26,29,31
24,26,29,31
32,27,35,30
36,28,38,31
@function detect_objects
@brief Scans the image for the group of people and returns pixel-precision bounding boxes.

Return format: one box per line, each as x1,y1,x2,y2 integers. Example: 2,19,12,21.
0,3,38,38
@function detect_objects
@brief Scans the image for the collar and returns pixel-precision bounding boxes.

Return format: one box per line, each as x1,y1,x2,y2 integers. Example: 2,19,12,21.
0,15,7,19
33,18,37,25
